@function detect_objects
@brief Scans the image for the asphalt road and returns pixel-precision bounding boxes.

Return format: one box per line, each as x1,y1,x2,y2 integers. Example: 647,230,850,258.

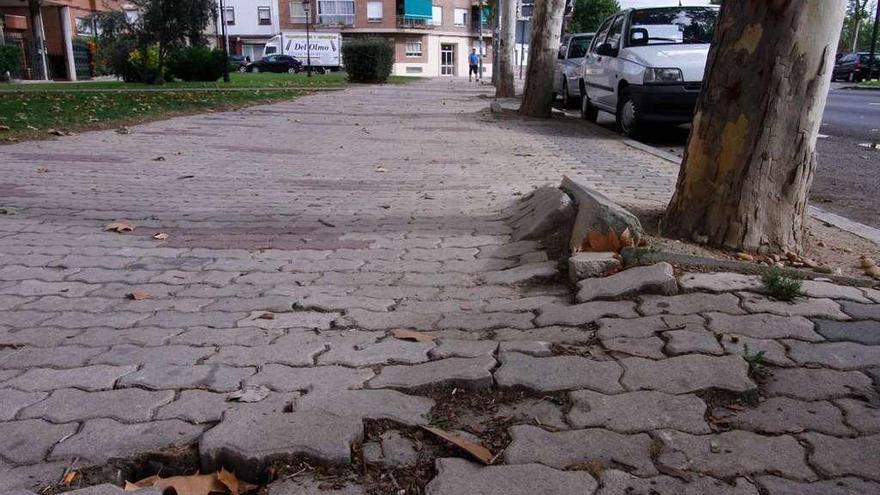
586,84,880,228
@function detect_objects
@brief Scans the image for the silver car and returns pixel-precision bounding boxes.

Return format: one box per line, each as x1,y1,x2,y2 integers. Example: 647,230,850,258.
554,32,594,108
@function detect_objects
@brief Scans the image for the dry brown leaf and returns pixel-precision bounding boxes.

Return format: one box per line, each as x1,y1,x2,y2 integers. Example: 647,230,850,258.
153,232,170,240
62,470,77,486
619,228,634,248
105,222,133,233
421,425,494,465
127,290,153,301
257,312,275,320
392,329,435,342
126,473,227,495
217,468,257,495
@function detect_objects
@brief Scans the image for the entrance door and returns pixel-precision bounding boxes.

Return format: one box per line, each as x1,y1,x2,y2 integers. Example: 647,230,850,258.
440,44,455,76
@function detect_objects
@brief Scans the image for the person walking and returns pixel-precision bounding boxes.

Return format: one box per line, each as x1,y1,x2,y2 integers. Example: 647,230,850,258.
468,49,480,82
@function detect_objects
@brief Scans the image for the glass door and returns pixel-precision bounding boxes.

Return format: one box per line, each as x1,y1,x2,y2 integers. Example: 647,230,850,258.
440,44,455,76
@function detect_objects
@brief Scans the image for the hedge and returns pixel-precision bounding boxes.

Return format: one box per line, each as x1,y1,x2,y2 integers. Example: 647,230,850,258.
341,38,394,83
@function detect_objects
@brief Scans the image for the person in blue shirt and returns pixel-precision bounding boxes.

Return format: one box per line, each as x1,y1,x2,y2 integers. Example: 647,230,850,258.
468,49,480,82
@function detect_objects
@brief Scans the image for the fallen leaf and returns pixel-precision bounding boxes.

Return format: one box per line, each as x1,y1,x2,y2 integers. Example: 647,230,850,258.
127,290,153,300
257,312,275,320
217,468,257,495
619,228,634,248
736,252,755,261
392,329,435,342
126,473,227,495
227,385,270,403
62,470,78,486
421,425,494,464
153,232,170,240
105,222,134,233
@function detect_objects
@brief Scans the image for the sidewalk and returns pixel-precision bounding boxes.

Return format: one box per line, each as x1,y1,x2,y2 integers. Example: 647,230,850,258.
1,78,879,494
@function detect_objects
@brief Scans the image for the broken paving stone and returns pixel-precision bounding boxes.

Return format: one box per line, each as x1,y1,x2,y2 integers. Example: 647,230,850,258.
784,340,880,370
576,262,677,302
480,261,558,285
596,469,759,495
509,186,576,242
655,429,816,480
118,364,255,392
535,301,638,327
368,356,496,390
567,252,621,282
425,458,597,495
601,336,666,359
156,389,298,423
560,175,644,252
801,433,880,481
294,389,434,425
663,328,724,355
620,354,755,394
504,425,657,476
362,430,418,467
763,367,874,401
755,476,880,495
639,293,745,316
814,319,880,345
494,352,623,393
719,334,795,367
201,410,363,480
706,312,823,342
719,397,852,436
568,390,710,434
227,385,271,403
497,340,552,356
246,364,374,393
597,314,703,339
678,272,762,293
318,334,434,366
48,418,205,463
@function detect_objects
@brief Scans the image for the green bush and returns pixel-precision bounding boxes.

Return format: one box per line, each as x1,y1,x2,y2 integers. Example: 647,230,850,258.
168,46,226,82
128,45,163,84
0,44,23,80
341,38,394,83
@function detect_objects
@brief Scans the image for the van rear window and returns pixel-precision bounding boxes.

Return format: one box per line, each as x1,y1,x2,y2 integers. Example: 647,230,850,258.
629,7,718,45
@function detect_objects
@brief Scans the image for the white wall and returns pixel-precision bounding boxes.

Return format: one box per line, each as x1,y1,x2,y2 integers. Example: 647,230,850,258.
394,34,493,78
219,0,279,36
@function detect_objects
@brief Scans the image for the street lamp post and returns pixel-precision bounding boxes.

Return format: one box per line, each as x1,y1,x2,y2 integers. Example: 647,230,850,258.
303,0,312,77
868,0,879,82
219,0,230,82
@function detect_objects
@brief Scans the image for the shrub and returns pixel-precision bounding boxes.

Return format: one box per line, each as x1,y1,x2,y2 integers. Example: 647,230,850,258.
341,38,394,83
128,45,164,84
167,46,226,82
0,44,23,80
761,267,803,301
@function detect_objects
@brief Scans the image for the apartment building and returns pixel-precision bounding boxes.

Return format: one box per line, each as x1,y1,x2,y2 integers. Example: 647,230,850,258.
277,0,492,77
213,0,280,63
0,0,123,80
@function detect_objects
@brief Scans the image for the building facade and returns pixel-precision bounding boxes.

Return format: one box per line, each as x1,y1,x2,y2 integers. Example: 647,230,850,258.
0,0,124,80
212,0,279,63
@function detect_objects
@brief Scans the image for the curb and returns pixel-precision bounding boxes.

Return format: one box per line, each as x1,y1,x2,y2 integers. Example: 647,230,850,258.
621,138,880,247
841,85,880,91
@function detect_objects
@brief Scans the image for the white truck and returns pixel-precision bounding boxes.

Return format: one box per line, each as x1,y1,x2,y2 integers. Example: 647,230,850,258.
263,32,342,73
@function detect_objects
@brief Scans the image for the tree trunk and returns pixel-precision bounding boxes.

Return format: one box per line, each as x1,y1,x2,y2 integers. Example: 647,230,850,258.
496,0,516,97
519,0,565,117
664,0,846,254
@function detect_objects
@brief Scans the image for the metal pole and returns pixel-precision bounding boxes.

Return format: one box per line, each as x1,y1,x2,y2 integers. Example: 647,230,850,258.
478,0,483,80
305,1,312,77
518,19,525,79
869,0,879,81
220,0,230,82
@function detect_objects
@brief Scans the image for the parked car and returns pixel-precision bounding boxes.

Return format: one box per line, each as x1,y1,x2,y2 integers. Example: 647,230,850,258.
554,32,594,108
242,54,303,74
832,52,880,82
579,6,720,137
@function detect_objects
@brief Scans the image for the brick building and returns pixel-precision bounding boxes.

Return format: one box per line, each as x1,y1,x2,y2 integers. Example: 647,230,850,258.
0,0,125,80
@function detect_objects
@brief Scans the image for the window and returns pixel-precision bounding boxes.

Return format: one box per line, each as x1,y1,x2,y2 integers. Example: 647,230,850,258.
317,0,355,25
405,66,423,73
224,7,235,25
258,6,271,25
431,6,442,26
626,7,718,46
405,39,422,57
606,14,624,50
289,1,308,22
454,8,467,26
367,1,383,21
590,17,612,52
75,17,94,35
568,36,591,58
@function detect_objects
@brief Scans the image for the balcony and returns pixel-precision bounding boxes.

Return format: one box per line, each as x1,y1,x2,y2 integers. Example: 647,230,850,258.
396,15,436,29
471,20,489,32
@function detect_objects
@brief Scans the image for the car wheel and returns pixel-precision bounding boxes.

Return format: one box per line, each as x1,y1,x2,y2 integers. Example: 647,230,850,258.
616,89,644,138
239,66,247,73
562,81,573,109
315,67,326,75
287,67,297,74
581,93,598,122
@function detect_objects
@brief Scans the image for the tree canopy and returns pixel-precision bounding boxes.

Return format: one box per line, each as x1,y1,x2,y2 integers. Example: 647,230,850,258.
568,0,619,34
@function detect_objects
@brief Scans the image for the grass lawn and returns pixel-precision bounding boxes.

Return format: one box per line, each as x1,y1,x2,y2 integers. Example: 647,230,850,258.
0,73,416,142
860,80,880,88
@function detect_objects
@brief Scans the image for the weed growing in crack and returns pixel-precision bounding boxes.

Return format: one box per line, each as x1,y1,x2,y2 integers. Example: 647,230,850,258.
761,267,803,301
742,343,769,378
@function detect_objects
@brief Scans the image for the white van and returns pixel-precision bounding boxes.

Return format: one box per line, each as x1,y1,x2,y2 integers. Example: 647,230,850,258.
578,6,719,137
263,32,342,72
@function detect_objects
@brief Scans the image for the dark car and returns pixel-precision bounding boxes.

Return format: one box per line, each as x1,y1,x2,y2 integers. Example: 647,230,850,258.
833,52,880,82
243,54,303,74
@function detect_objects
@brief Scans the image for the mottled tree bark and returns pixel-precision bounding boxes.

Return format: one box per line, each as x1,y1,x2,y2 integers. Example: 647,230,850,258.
664,0,846,254
519,0,565,117
496,0,516,97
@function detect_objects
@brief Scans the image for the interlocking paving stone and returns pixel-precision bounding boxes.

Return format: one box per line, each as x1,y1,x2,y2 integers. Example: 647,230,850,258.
246,364,374,392
0,389,46,420
596,469,759,495
597,314,704,339
719,334,794,367
0,327,84,347
363,430,418,467
834,398,880,434
19,388,174,423
763,367,874,400
480,261,558,285
206,335,328,367
497,340,552,356
0,280,97,297
338,309,441,331
483,295,564,313
739,294,849,320
429,339,498,358
295,389,433,425
706,312,822,341
155,389,298,423
88,344,214,366
801,433,880,481
602,336,666,359
568,390,709,433
237,310,339,330
576,262,677,302
567,252,621,282
534,301,638,326
368,356,496,390
169,327,282,347
719,397,852,435
319,335,434,366
59,484,161,495
425,458,597,495
620,354,755,394
663,328,724,355
460,398,568,430
756,476,880,495
639,293,745,316
200,410,363,480
0,461,76,492
494,353,623,393
266,477,362,495
436,311,534,330
815,319,880,345
677,272,762,293
3,365,137,391
493,326,597,344
0,345,106,370
118,364,254,392
48,418,206,463
840,300,880,320
655,430,816,480
800,280,872,303
785,340,880,369
0,419,79,463
295,294,395,312
505,425,657,475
